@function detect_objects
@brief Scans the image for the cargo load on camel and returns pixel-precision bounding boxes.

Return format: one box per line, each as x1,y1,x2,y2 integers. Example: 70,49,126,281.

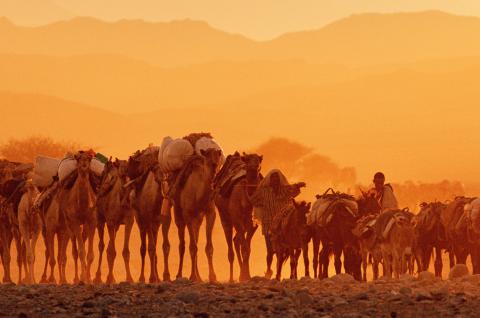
160,133,224,201
306,188,358,227
213,152,249,198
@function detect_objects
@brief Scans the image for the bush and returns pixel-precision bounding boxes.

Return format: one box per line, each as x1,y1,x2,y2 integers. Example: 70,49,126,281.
0,136,82,163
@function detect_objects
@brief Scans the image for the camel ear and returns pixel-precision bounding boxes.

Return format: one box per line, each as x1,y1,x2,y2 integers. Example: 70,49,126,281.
242,152,247,156
259,155,263,162
200,149,207,156
306,202,311,210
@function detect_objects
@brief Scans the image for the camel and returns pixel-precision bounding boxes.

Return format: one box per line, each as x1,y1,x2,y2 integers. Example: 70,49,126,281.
374,209,414,278
353,215,383,281
127,149,171,283
173,148,222,282
317,200,362,281
352,193,382,281
214,152,262,282
39,182,80,284
58,152,97,283
94,159,135,284
0,177,28,283
270,200,311,281
441,197,475,269
413,202,447,277
17,181,42,284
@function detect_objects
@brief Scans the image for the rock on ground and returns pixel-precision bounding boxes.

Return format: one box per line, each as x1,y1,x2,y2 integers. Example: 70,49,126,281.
2,277,480,317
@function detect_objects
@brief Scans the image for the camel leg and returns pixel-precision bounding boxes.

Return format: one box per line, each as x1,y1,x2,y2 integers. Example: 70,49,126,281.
175,222,186,279
71,236,80,284
40,229,49,283
21,238,31,284
187,221,202,282
290,249,295,279
205,206,217,282
152,225,161,282
233,232,244,278
71,224,87,283
94,220,105,284
161,215,171,282
422,245,433,272
57,231,67,284
85,222,96,283
105,224,117,284
243,224,257,281
373,254,380,280
361,250,368,282
264,234,274,279
302,241,310,278
292,249,301,279
138,227,147,283
28,230,40,284
1,230,12,283
221,221,235,283
312,236,320,279
319,244,331,279
333,245,342,275
275,250,284,281
147,227,158,283
123,217,134,283
14,233,24,284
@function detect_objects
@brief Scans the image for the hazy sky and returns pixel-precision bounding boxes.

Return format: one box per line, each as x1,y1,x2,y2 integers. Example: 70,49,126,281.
1,0,479,39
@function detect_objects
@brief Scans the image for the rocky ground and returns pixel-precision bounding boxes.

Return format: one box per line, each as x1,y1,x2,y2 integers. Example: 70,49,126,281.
1,266,480,318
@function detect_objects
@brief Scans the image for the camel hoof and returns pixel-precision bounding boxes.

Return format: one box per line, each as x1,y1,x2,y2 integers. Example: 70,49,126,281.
138,276,145,283
229,278,235,283
163,273,171,282
3,277,12,284
209,273,217,283
149,276,158,284
125,276,134,283
106,276,116,285
189,275,202,283
40,276,48,284
265,269,273,279
73,277,80,284
94,276,103,284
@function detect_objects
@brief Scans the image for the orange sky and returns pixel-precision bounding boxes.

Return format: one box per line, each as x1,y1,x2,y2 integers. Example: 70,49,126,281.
1,0,479,39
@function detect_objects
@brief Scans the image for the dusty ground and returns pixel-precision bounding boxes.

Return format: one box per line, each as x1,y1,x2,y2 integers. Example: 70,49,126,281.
2,271,480,318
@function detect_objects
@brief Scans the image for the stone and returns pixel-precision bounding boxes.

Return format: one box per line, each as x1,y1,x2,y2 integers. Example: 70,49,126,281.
449,264,470,280
417,271,436,281
175,291,200,303
295,290,314,305
415,290,433,301
329,274,356,284
399,287,412,296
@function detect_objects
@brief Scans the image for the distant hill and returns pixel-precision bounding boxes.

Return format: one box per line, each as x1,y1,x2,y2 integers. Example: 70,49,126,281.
0,0,73,26
0,16,258,67
1,11,480,66
0,53,352,113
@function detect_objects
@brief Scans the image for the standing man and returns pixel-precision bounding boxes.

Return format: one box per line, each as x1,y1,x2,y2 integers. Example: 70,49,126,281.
249,169,306,278
370,172,398,212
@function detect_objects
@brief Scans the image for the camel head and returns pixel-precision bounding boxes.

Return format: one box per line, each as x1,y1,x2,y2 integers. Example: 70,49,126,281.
415,202,444,233
74,151,93,177
344,242,362,281
357,191,381,217
241,152,262,176
200,148,222,172
293,200,311,225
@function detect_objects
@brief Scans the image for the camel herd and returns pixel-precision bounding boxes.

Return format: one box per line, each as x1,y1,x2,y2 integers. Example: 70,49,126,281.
0,139,479,285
